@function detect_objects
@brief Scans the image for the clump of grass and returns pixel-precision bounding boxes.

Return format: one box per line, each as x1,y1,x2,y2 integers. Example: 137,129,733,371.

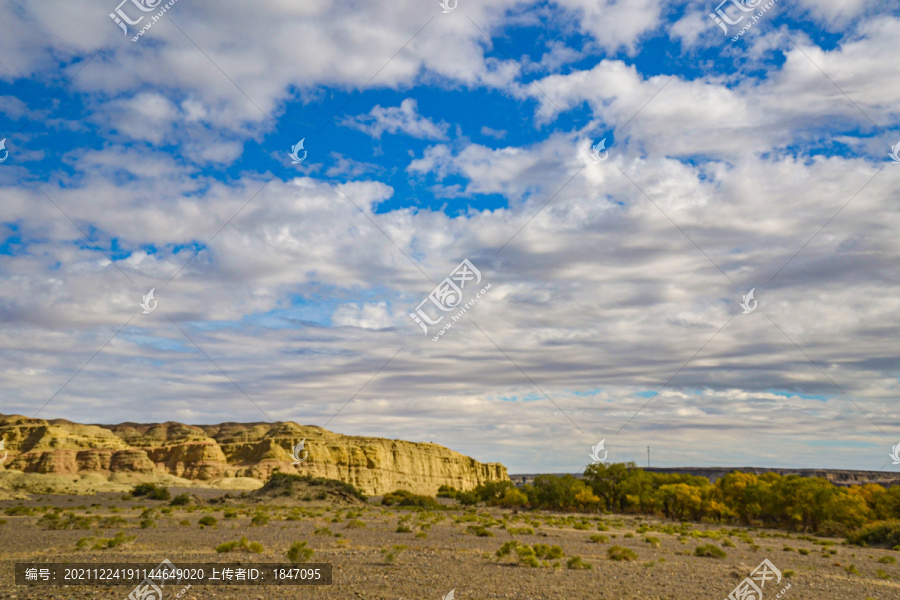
876,569,890,580
223,509,238,519
314,527,333,536
645,536,661,548
178,519,191,527
345,519,366,529
466,525,494,537
140,519,157,529
381,544,408,565
783,569,795,578
130,484,170,501
216,536,263,554
607,546,638,561
532,544,563,559
566,556,591,569
507,526,534,535
287,541,314,563
198,516,217,527
169,493,191,506
250,514,270,527
87,531,136,550
845,564,860,575
695,544,727,558
722,539,736,548
589,534,609,544
878,555,897,564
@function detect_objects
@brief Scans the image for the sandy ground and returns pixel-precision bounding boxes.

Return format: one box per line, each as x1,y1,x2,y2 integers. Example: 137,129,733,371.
0,490,897,599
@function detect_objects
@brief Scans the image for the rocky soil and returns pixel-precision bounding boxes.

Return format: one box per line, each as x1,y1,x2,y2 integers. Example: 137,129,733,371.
0,490,897,599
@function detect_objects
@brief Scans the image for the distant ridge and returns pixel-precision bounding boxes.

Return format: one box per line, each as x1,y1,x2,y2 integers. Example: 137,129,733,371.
511,466,900,488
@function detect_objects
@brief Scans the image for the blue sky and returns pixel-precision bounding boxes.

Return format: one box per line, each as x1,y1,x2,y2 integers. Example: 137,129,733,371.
0,0,899,473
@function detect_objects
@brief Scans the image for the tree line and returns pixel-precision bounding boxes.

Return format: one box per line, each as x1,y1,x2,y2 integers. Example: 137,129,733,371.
442,463,900,537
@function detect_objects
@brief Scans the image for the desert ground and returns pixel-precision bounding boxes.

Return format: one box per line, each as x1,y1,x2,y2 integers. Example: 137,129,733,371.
0,488,897,600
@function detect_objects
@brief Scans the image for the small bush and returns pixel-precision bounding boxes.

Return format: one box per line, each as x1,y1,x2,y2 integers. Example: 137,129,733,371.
216,536,262,554
92,531,135,550
848,520,900,549
695,544,727,558
878,555,897,564
876,568,890,580
645,536,661,548
131,484,170,501
381,489,442,509
381,544,408,565
589,534,609,544
607,546,638,561
198,516,217,527
845,564,860,575
250,514,270,527
783,569,795,578
566,556,592,570
345,519,366,529
223,509,238,519
140,519,157,529
287,541,314,563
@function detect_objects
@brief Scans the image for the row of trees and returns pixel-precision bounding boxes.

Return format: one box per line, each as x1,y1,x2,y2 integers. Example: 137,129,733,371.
460,463,900,535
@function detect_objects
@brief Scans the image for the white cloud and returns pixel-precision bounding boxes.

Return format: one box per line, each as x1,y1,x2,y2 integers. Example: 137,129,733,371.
342,99,449,140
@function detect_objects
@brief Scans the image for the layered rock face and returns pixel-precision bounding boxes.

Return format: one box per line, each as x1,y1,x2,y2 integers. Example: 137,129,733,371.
0,414,508,496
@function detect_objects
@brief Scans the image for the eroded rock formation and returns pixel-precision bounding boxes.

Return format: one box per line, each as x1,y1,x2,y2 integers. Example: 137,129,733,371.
0,414,507,496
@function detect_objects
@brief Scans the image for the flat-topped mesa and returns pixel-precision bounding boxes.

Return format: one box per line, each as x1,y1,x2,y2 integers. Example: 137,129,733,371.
0,414,508,496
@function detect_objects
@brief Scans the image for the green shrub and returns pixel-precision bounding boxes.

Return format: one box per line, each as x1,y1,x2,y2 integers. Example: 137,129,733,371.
131,484,170,501
216,536,262,553
381,544,407,565
878,555,896,564
848,520,900,549
381,490,442,509
589,534,609,544
695,544,727,558
645,536,661,548
466,525,494,537
250,514,270,527
198,516,217,527
876,568,890,580
607,546,638,561
783,569,795,578
223,509,238,519
345,519,366,529
314,527,333,536
845,564,860,575
566,556,592,570
169,493,191,506
287,541,314,563
140,519,157,529
91,531,135,550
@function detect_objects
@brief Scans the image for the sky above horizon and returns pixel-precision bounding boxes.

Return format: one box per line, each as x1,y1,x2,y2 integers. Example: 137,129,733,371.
1,0,899,474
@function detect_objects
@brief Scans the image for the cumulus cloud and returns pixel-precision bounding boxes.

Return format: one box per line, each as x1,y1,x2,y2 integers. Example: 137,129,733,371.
0,0,898,474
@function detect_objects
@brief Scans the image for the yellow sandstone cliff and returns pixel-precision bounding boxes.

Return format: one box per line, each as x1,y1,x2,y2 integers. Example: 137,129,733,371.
0,414,508,496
